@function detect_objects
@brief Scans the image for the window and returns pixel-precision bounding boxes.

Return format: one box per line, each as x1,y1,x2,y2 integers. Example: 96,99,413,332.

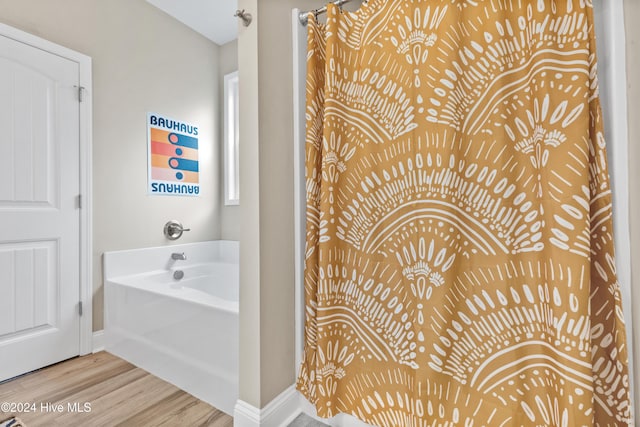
224,71,239,205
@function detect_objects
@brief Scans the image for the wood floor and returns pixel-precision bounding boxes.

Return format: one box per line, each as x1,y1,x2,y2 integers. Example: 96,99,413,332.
0,351,233,427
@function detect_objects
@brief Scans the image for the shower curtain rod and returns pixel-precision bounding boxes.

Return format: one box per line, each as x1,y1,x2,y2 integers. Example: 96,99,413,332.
299,0,354,26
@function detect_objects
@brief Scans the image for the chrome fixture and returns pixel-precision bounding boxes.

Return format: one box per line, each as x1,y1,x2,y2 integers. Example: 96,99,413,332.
299,0,354,26
173,270,184,280
164,220,190,240
171,252,187,261
234,9,252,27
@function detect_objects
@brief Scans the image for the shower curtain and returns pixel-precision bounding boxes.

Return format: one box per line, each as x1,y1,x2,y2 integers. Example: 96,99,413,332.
297,1,631,426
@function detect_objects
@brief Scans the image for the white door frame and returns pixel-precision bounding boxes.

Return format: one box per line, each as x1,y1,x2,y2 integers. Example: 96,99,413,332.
292,1,635,423
0,23,93,356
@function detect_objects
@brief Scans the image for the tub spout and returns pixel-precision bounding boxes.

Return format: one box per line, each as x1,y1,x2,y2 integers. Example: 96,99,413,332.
171,252,187,260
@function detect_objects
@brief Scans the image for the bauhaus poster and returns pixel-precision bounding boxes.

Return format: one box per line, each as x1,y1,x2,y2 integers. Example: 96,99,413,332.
147,112,200,196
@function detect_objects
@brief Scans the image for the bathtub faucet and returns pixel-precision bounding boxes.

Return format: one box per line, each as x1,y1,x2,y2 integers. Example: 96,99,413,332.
171,252,187,261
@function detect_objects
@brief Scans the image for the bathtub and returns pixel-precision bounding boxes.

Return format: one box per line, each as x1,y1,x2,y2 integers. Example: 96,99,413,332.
103,240,238,415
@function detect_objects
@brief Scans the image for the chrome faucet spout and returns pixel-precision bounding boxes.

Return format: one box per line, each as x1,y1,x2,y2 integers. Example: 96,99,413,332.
171,252,187,260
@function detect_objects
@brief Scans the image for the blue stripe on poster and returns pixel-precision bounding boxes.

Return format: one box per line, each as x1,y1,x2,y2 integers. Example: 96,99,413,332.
168,132,198,149
169,158,199,172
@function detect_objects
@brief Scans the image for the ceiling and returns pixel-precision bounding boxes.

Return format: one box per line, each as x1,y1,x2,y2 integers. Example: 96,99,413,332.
146,0,238,46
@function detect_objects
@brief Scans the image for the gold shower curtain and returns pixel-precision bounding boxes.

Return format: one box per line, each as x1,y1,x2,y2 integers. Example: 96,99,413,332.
297,1,631,426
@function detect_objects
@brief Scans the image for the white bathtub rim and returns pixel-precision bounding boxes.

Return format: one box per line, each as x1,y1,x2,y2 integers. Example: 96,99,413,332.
103,240,239,280
105,279,239,314
107,260,238,284
103,239,238,258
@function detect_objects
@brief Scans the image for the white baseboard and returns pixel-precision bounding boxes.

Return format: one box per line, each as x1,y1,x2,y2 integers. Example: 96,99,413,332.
92,330,105,353
299,396,374,427
234,385,302,427
234,386,375,427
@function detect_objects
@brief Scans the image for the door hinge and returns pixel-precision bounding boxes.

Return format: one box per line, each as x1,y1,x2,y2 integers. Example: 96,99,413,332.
79,301,83,316
76,86,86,102
77,194,82,209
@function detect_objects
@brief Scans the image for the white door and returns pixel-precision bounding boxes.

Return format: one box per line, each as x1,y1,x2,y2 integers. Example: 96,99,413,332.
0,32,81,381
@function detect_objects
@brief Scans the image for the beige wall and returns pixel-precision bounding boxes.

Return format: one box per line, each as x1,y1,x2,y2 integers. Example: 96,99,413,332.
236,0,366,408
236,0,320,408
237,0,261,408
0,0,221,331
256,0,327,407
624,0,640,417
219,40,241,241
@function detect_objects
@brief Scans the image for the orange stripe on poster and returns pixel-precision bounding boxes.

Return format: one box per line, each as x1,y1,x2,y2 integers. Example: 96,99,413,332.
150,127,170,143
151,154,171,169
151,154,200,175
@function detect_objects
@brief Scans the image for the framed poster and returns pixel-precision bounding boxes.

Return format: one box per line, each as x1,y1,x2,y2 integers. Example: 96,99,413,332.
147,112,200,196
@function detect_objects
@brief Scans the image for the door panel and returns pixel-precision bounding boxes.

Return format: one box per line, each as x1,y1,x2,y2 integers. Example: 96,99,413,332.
0,33,80,381
0,242,57,337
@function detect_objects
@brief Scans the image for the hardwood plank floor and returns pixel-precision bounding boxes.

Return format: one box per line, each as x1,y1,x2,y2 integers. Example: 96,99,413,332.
0,351,233,427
